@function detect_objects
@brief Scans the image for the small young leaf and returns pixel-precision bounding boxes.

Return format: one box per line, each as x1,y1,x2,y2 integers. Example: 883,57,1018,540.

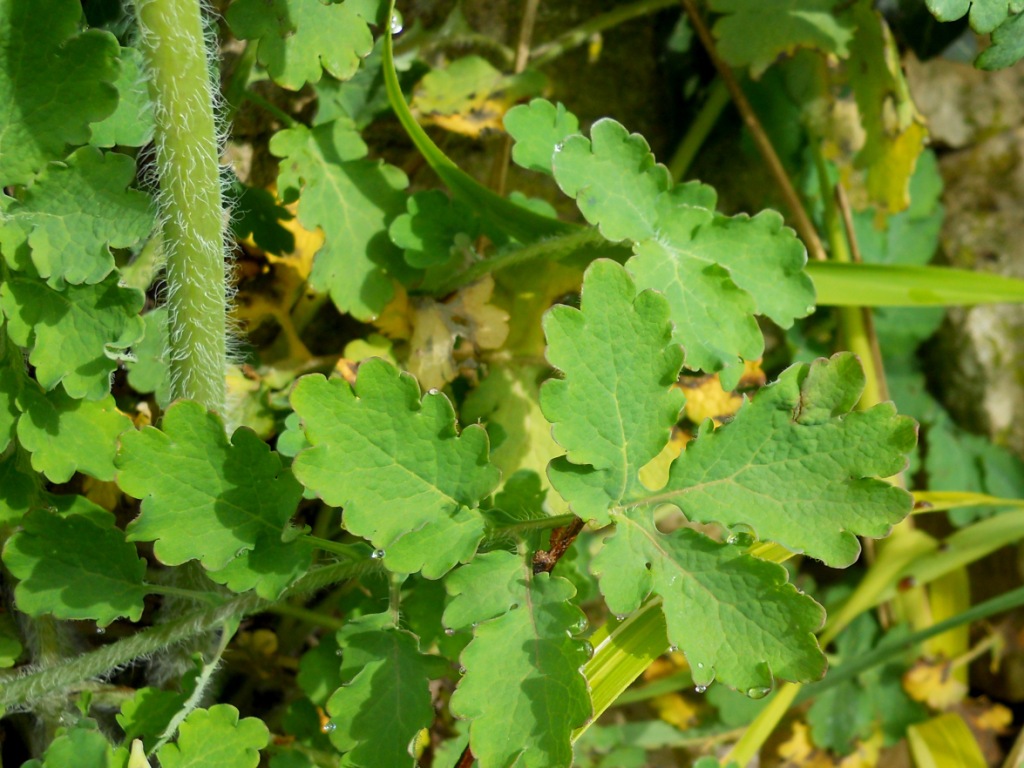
326,613,445,767
16,384,132,483
3,500,146,624
708,0,857,77
26,718,119,768
926,0,1022,33
206,530,314,600
118,686,190,751
227,0,384,90
591,520,825,692
504,99,580,176
977,10,1024,68
0,0,119,185
448,552,591,768
0,269,145,401
0,451,45,526
125,309,172,407
271,120,408,321
291,360,499,577
117,401,304,571
542,259,684,525
0,362,19,454
157,704,269,768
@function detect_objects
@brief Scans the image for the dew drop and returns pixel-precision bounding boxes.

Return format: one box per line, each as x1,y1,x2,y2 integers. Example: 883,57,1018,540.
444,627,455,636
335,649,344,656
389,9,404,35
371,549,386,560
553,142,564,153
235,548,247,558
696,662,704,669
614,614,626,622
321,721,337,734
458,666,467,675
427,388,440,395
694,685,707,694
667,645,678,653
725,523,757,548
746,686,772,700
95,627,106,635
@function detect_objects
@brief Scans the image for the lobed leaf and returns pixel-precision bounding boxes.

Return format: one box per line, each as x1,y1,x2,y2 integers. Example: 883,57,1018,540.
592,520,825,692
157,704,269,768
89,46,155,148
0,0,119,185
448,551,591,768
546,113,812,375
326,613,446,767
0,269,145,401
977,10,1024,68
505,99,580,176
708,0,856,77
3,497,146,625
0,147,154,287
653,353,917,567
117,401,304,572
541,260,684,526
925,0,1024,33
16,385,132,483
227,0,384,90
291,360,500,577
389,189,479,268
271,120,408,321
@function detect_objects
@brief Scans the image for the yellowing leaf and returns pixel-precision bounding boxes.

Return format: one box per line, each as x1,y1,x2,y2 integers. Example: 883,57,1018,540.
407,275,509,390
650,693,699,729
411,56,546,138
778,722,835,768
903,659,968,709
680,359,766,425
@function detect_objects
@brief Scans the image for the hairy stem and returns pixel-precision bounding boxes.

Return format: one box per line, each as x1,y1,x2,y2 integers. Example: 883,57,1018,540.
135,0,228,412
0,561,365,711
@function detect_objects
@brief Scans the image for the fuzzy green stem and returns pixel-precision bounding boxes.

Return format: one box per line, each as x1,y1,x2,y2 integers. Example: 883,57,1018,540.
0,561,362,711
135,0,227,412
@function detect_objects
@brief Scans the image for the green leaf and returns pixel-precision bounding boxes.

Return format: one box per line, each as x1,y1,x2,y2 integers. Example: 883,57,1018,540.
0,269,145,401
297,634,343,706
0,610,23,667
448,552,591,768
291,360,499,578
550,116,812,374
271,119,408,321
592,522,824,692
326,613,445,767
89,46,155,148
206,528,314,600
504,99,580,176
925,0,1024,33
125,309,172,407
708,0,856,77
389,190,479,269
118,686,191,751
117,401,304,571
657,354,916,567
0,147,154,287
227,0,384,90
443,550,525,631
3,500,146,624
228,180,295,257
0,358,19,454
29,719,120,768
977,10,1024,68
541,260,684,526
627,206,813,373
0,0,119,184
0,450,45,526
157,704,269,768
16,384,132,483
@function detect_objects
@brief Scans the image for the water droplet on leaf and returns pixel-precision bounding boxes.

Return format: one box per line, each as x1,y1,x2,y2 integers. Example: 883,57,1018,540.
667,645,678,653
95,627,106,635
444,627,455,636
614,614,626,622
335,649,344,656
371,549,385,560
746,686,771,699
726,523,757,548
694,685,707,694
458,666,467,675
389,10,404,34
322,721,336,733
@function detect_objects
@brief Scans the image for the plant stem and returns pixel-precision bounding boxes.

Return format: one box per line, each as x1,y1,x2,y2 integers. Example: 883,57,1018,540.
0,561,362,711
437,228,614,295
530,0,677,68
679,0,827,263
135,0,227,413
242,88,298,128
265,602,345,632
666,77,730,181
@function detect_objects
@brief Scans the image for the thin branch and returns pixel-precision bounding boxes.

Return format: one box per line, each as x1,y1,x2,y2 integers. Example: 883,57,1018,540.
678,0,827,262
532,518,586,574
